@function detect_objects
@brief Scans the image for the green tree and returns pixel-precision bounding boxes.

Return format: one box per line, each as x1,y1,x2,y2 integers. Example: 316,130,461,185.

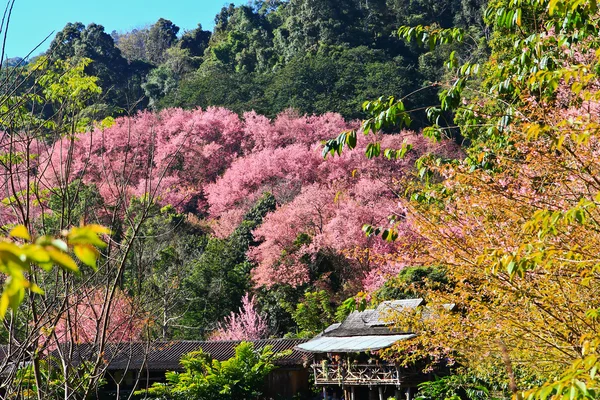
142,47,195,108
181,193,275,337
139,342,281,400
272,0,365,61
179,24,212,58
48,22,146,113
373,266,450,302
155,0,486,119
264,47,418,119
291,290,336,337
142,65,179,109
145,18,180,65
123,205,207,339
113,27,149,62
40,180,104,235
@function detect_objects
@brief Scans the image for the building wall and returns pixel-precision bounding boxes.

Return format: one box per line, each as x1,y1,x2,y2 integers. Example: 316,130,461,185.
264,367,311,399
99,366,311,400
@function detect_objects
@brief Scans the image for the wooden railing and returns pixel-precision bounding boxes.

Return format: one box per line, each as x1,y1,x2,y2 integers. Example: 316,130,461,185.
312,362,401,385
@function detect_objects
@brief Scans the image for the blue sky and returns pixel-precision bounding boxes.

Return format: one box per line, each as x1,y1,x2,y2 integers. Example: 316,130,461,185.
3,0,243,58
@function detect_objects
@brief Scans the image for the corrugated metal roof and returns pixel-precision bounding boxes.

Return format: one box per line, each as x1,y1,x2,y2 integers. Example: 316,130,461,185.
53,339,309,371
296,335,415,353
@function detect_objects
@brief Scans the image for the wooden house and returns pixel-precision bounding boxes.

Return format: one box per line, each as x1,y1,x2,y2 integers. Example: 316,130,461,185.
56,338,312,399
297,299,443,400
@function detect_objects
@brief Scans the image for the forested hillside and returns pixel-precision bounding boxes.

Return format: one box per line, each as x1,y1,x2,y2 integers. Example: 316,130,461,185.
27,0,488,123
3,0,600,398
0,0,483,343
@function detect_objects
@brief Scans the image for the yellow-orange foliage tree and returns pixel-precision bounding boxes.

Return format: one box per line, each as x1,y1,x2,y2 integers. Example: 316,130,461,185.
325,0,600,397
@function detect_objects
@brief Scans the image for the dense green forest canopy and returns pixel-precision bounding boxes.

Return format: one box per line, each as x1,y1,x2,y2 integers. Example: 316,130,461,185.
32,0,488,123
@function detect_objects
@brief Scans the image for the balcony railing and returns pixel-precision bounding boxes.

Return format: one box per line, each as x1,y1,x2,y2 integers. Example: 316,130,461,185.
312,362,401,386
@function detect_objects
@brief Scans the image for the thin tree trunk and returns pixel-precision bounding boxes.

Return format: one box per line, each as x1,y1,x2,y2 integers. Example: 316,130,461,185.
498,339,521,400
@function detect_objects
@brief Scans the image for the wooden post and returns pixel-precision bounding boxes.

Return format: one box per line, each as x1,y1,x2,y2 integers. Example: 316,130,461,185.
322,387,327,399
351,386,356,400
379,386,384,400
406,387,412,400
370,387,378,400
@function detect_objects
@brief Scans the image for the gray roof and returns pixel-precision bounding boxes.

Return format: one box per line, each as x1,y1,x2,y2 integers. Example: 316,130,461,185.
323,299,424,338
52,339,309,371
322,323,341,335
296,335,415,353
366,299,425,327
297,299,428,354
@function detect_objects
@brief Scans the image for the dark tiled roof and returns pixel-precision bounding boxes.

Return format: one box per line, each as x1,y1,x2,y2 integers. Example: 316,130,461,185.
54,339,310,371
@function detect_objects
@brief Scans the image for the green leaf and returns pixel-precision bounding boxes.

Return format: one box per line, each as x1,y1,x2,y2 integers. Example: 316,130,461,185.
8,286,25,312
574,380,588,397
21,244,50,265
365,143,381,159
507,260,516,276
67,227,107,248
345,130,357,149
538,384,553,400
28,283,44,295
515,8,522,26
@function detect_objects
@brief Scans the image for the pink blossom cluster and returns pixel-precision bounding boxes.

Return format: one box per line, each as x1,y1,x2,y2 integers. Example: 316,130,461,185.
49,288,144,345
0,132,47,225
206,121,459,291
0,106,460,294
42,107,245,213
210,294,269,341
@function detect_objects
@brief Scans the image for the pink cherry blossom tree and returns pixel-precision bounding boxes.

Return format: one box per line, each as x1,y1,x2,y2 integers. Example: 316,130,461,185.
40,107,246,215
49,287,145,345
210,293,269,341
208,123,461,293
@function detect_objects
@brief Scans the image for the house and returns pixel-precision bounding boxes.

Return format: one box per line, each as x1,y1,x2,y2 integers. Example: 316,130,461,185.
56,338,312,399
297,299,445,400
